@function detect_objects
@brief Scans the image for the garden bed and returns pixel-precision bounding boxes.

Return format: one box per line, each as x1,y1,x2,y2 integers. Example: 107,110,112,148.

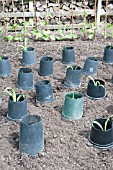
0,36,113,169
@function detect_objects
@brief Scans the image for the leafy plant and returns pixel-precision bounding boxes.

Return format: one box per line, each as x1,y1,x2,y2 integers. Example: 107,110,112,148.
86,76,104,88
68,66,80,70
0,56,2,61
0,28,3,36
19,37,29,51
92,115,113,131
6,35,13,42
4,87,25,102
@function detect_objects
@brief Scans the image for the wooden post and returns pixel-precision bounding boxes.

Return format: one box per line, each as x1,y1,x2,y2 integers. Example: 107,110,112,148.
2,0,7,37
12,0,16,31
83,0,87,39
29,0,34,26
104,0,108,38
34,0,38,28
21,0,26,32
58,0,60,22
46,0,48,24
94,0,97,41
71,0,74,38
97,0,102,26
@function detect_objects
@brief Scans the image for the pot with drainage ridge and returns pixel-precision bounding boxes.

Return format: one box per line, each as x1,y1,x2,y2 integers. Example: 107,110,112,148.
103,45,113,64
39,56,53,76
64,65,82,88
35,80,54,103
83,56,98,75
22,47,36,66
19,115,44,156
0,56,11,77
86,78,105,99
62,47,75,64
89,118,113,148
17,68,33,90
62,91,84,120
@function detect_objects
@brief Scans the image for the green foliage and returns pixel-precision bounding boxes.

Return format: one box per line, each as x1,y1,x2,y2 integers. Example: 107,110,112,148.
86,76,104,88
6,35,13,42
4,87,25,102
19,37,29,51
92,115,113,131
0,56,2,61
0,28,3,35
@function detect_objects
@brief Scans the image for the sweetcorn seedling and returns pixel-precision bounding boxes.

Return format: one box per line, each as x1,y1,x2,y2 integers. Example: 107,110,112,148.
4,87,25,102
92,115,113,131
86,76,104,88
19,37,29,51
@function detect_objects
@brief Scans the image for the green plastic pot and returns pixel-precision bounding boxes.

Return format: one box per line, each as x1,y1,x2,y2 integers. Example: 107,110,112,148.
62,91,84,120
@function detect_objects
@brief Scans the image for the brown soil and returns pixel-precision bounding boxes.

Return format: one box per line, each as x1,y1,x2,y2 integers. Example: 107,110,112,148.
0,36,113,170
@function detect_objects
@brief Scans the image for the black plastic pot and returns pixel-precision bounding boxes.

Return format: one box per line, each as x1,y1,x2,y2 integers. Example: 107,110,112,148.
0,56,11,77
86,79,105,99
17,68,34,90
103,45,113,64
62,47,75,64
62,91,84,120
39,56,53,76
7,94,28,121
83,57,98,75
22,47,36,66
35,80,54,103
89,118,113,148
19,115,44,156
64,66,82,88
111,75,113,83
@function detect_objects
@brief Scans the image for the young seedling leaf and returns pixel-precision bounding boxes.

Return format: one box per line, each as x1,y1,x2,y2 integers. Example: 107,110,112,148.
92,120,104,131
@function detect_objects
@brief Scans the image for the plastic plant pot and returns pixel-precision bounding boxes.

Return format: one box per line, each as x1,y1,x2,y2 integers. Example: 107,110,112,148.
89,118,113,148
62,47,75,64
83,57,98,76
64,66,82,88
22,47,36,66
0,93,2,105
0,56,11,77
62,91,84,120
17,68,34,90
86,79,105,99
39,56,53,76
19,115,44,156
35,80,54,103
103,45,113,64
111,75,113,83
7,94,28,121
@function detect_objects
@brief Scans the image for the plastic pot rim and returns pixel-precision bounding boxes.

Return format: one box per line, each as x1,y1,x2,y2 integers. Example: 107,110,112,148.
36,97,55,104
89,135,113,149
102,59,113,64
86,56,98,62
9,94,26,103
63,46,74,50
40,56,53,62
7,112,28,122
62,111,82,120
20,114,42,125
64,81,81,88
65,91,84,100
85,93,106,100
22,61,36,66
16,83,34,90
38,70,53,76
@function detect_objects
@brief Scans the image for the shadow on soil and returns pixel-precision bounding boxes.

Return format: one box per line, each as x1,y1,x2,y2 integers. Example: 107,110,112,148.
8,132,19,149
78,130,90,138
0,108,7,117
106,105,113,114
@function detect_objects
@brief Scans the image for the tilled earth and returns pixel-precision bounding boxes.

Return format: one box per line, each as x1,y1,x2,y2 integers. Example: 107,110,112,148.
0,35,113,170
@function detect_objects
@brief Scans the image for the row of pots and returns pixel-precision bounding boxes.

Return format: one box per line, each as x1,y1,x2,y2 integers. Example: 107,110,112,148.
7,90,113,156
1,44,113,78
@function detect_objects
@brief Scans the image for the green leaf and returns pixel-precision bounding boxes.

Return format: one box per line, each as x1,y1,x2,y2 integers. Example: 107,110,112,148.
17,94,25,102
88,32,94,39
106,24,113,30
6,35,13,42
50,35,55,41
92,120,104,131
12,88,16,102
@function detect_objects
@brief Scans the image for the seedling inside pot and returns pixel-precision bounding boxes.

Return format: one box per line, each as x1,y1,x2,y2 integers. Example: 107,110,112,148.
18,37,29,52
4,87,25,102
86,76,104,88
92,115,113,131
0,56,2,61
67,66,81,70
109,46,113,49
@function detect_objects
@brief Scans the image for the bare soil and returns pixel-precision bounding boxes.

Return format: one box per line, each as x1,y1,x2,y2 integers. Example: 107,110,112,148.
0,36,113,170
